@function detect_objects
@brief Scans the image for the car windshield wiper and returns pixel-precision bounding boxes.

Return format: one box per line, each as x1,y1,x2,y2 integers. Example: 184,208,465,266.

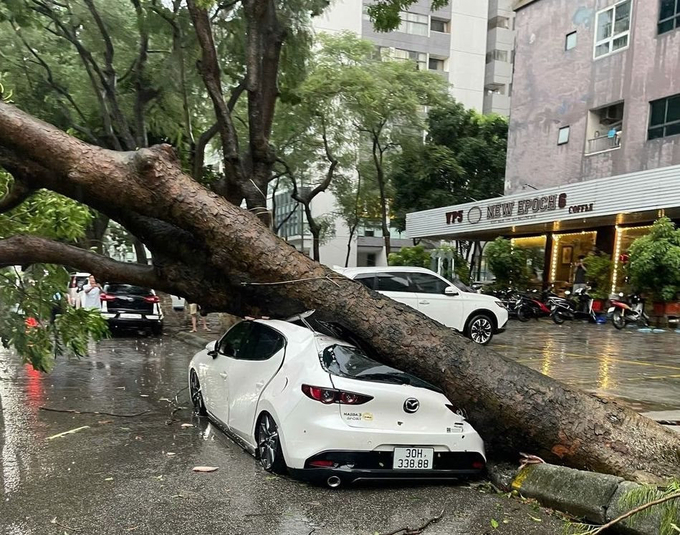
354,372,411,385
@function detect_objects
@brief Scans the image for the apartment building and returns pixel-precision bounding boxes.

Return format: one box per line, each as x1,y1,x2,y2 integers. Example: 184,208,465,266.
484,0,516,115
405,0,680,293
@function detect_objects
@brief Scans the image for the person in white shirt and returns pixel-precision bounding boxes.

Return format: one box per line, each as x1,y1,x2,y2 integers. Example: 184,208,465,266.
82,275,103,310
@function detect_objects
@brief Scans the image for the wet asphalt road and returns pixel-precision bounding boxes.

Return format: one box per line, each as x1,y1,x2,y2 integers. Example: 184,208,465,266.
0,335,565,535
491,319,680,412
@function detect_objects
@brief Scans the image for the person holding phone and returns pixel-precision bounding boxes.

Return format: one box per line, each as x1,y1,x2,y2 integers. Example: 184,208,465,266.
82,275,103,310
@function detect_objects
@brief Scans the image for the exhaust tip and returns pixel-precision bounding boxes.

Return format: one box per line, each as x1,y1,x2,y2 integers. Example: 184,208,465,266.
326,475,342,489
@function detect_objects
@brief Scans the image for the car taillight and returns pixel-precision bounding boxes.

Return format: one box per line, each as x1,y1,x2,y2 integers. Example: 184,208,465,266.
309,460,335,468
301,385,373,405
472,461,485,469
100,294,116,302
143,295,159,303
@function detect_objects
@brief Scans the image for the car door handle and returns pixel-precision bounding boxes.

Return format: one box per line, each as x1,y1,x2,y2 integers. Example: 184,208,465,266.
419,300,430,305
219,372,228,379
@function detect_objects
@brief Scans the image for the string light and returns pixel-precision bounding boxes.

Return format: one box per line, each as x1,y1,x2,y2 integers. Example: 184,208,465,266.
609,225,653,294
549,231,597,283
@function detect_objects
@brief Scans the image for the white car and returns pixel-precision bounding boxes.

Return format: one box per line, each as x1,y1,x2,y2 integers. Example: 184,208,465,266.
188,316,486,487
336,267,508,345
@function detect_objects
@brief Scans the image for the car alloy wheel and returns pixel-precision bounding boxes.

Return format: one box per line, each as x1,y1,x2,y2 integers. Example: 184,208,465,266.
257,413,286,474
190,371,206,415
469,315,493,345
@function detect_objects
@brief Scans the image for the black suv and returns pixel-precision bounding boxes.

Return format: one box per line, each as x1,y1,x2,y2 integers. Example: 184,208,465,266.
100,283,163,335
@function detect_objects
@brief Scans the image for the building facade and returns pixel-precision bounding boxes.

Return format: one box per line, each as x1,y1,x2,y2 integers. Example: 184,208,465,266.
405,0,680,293
484,0,516,116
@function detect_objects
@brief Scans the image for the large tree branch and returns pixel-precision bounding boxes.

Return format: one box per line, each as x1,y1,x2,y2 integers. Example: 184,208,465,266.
186,0,245,196
131,0,152,148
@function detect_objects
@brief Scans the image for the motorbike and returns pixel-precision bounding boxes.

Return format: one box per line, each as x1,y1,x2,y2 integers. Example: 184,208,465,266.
515,289,552,322
608,293,649,330
550,287,597,324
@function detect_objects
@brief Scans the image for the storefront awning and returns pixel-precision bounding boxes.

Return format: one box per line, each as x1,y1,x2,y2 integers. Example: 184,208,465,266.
405,164,680,240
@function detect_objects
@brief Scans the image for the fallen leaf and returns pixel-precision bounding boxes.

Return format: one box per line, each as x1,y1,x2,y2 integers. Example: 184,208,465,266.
265,476,278,480
528,515,542,522
192,466,219,473
104,477,114,481
140,394,149,398
491,519,499,529
98,420,114,425
166,452,176,456
180,423,194,428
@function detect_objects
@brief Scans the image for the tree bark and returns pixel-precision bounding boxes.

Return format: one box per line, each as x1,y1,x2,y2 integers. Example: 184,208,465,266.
0,102,678,482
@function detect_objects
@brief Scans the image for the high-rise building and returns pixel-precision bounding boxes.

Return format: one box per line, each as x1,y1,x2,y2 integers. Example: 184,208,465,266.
483,0,516,116
404,0,680,293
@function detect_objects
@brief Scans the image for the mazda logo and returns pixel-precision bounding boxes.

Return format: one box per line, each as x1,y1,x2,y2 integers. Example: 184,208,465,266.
403,398,419,414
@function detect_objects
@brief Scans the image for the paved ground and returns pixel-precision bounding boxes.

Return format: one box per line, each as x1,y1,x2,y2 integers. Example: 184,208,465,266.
490,319,680,413
0,335,565,535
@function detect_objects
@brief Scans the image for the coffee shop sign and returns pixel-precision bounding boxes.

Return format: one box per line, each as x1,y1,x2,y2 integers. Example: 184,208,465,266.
445,193,595,225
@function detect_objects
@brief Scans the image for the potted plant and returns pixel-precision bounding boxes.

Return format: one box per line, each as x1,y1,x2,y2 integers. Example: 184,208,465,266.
583,252,613,312
627,217,680,324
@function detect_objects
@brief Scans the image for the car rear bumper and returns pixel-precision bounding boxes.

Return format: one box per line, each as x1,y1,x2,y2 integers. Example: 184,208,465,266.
102,312,163,327
288,449,485,485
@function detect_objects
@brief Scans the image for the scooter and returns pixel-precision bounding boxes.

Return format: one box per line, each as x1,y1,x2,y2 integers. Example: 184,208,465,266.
516,290,552,322
550,287,597,324
608,293,649,330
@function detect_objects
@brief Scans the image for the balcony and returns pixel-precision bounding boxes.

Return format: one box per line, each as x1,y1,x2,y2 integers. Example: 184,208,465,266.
586,132,622,155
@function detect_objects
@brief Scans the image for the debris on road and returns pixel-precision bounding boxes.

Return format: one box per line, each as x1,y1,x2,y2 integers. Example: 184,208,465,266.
46,426,90,440
192,466,219,473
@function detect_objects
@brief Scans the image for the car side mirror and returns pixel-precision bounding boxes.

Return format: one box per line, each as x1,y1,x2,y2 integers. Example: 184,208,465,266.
206,341,218,358
444,286,459,296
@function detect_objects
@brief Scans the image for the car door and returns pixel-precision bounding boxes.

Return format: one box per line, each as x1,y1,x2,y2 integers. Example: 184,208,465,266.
375,271,419,311
208,321,252,425
225,323,286,444
409,272,465,330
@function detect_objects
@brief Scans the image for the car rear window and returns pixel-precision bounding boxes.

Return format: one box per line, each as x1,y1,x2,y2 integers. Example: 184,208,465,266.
104,284,152,296
320,344,439,391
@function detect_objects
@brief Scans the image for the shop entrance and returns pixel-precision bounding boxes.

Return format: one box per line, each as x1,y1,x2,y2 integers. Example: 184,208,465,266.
549,231,597,292
510,236,546,289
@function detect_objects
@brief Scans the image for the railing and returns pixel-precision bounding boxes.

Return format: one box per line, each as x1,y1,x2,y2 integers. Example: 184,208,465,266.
586,132,622,154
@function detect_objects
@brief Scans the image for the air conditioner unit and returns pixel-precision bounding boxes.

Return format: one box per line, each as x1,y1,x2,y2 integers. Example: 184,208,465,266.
601,105,623,124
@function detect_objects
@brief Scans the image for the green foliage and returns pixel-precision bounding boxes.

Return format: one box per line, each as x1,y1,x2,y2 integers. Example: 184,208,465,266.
485,237,529,287
433,244,470,284
567,479,680,535
583,252,613,300
391,101,508,231
0,265,109,372
388,245,431,268
627,217,680,302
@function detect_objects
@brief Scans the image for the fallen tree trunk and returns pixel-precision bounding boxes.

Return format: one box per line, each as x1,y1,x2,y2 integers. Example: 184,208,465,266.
0,102,678,482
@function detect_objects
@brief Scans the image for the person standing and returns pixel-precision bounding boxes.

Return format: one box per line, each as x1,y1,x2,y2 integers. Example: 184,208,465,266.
81,275,103,310
189,303,210,333
573,256,588,293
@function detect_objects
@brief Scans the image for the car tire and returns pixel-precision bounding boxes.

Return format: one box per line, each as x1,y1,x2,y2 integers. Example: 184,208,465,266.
189,370,207,416
256,413,287,475
467,314,494,345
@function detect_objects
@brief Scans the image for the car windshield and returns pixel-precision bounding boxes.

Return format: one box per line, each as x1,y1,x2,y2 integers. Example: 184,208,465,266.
319,344,440,391
104,284,152,296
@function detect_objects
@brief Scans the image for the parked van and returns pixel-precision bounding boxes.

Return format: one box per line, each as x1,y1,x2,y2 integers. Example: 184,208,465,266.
336,267,508,345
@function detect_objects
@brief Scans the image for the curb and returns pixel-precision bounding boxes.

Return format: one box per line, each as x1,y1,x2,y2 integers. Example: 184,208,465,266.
489,463,666,534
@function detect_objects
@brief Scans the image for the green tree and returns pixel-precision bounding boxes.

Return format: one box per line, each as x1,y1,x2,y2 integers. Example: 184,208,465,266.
388,244,431,267
391,101,508,231
628,217,680,302
583,252,613,300
485,237,529,287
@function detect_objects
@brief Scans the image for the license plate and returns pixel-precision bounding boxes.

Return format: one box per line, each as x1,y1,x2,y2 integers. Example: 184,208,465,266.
607,307,615,313
119,313,142,319
393,447,434,470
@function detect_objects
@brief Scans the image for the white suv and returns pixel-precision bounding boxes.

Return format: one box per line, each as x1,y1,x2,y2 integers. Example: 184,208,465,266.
337,266,508,345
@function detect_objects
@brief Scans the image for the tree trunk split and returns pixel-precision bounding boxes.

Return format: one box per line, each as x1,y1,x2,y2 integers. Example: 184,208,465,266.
0,103,678,482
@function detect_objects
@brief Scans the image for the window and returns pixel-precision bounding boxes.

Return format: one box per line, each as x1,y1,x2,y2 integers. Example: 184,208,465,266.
409,273,450,294
558,126,570,145
649,94,680,139
594,0,631,58
354,274,376,290
428,58,446,71
488,16,510,30
218,321,251,357
241,323,285,361
398,11,428,36
431,18,449,33
565,31,577,50
659,0,680,34
366,253,377,267
381,47,427,70
485,49,509,63
376,272,413,292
